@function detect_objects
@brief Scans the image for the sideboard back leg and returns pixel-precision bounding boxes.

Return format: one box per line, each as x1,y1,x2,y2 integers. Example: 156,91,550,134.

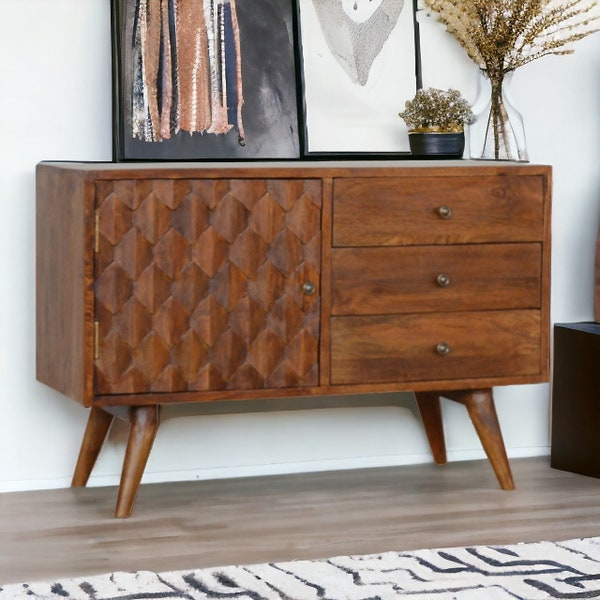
414,392,447,465
71,406,115,487
114,405,161,518
444,388,514,490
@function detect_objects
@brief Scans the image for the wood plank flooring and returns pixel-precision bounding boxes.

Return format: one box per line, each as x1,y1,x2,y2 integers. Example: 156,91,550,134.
2,456,600,585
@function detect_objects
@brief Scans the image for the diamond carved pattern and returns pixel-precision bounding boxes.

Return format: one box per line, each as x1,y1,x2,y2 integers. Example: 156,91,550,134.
229,229,268,278
113,298,152,347
190,296,229,347
134,265,172,313
95,178,322,394
114,229,153,280
249,193,285,243
171,264,209,311
133,332,170,381
95,263,132,315
134,193,172,244
97,193,132,246
153,228,190,279
172,194,210,242
288,192,321,244
193,227,229,277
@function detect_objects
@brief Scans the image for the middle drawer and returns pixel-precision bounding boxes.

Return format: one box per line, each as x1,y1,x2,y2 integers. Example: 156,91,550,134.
331,243,541,315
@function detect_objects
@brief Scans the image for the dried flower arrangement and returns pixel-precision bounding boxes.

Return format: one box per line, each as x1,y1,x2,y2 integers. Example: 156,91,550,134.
423,0,599,78
399,87,474,132
422,0,600,157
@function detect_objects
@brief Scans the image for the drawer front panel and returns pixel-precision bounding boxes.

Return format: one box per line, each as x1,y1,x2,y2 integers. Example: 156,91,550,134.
333,176,545,246
330,310,541,385
331,243,541,315
94,178,322,394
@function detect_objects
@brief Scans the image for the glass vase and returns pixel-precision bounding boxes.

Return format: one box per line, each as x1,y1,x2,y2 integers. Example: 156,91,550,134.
469,70,528,162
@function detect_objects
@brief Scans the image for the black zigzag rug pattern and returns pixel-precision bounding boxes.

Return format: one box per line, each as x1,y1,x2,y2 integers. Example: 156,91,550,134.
2,537,600,599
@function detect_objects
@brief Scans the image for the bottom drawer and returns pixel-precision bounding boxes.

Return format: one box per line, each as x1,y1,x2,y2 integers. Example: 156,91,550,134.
330,310,541,385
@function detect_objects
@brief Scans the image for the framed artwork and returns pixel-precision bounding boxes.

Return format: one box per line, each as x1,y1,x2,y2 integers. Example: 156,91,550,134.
111,0,301,161
296,0,418,156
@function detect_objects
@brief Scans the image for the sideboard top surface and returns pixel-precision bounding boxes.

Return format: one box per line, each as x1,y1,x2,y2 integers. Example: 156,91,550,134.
37,160,552,180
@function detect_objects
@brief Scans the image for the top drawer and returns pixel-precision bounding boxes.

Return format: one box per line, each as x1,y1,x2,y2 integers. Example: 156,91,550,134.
332,175,545,246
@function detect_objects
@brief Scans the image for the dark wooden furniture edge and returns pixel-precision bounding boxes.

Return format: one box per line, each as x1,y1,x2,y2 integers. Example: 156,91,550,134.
36,161,551,517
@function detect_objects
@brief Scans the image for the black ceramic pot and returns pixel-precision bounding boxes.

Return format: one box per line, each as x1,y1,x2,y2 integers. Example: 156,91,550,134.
408,131,465,158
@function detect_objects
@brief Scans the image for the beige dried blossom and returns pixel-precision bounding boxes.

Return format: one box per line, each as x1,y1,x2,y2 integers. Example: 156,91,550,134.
423,0,600,81
399,87,474,132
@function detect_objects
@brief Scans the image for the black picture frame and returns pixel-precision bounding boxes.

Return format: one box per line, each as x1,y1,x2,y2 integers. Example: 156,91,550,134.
295,0,419,158
111,0,302,161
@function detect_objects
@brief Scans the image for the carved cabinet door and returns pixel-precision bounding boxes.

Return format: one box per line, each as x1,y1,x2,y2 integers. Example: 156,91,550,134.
93,178,322,395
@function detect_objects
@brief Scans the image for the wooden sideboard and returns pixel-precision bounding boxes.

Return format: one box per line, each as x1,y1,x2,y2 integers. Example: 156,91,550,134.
36,160,552,517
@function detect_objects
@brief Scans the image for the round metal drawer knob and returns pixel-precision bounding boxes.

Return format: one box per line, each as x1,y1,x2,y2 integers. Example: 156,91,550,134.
436,342,451,356
438,205,453,219
436,273,451,287
302,282,316,295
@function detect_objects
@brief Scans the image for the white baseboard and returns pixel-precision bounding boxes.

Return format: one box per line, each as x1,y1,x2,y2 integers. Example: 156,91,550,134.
0,446,550,493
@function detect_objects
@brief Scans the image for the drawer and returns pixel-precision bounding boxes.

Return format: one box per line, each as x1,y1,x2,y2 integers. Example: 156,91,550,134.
330,310,541,385
332,176,545,246
331,243,541,315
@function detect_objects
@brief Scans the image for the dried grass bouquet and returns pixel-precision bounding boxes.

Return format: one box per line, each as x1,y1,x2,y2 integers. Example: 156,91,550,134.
422,0,600,157
422,0,600,80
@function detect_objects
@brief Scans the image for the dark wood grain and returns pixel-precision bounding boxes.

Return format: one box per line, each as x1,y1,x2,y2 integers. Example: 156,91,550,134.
71,407,115,487
414,392,447,464
114,406,160,518
330,310,542,385
332,243,541,315
36,165,95,406
443,388,514,490
35,161,552,517
416,388,514,490
332,175,546,247
94,178,322,395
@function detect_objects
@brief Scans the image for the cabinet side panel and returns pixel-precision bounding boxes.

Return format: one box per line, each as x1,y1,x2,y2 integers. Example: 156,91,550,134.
36,165,93,405
540,169,552,380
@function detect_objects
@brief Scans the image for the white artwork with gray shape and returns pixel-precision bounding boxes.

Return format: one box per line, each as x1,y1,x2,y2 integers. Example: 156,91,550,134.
299,0,415,153
312,0,404,85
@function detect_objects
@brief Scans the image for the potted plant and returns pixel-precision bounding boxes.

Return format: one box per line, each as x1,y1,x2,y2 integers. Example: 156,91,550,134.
399,87,474,157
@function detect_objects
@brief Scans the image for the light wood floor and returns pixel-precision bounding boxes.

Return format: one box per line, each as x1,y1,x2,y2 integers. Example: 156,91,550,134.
2,456,600,585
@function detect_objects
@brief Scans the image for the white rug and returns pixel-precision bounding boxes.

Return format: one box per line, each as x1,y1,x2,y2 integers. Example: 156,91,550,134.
2,537,600,599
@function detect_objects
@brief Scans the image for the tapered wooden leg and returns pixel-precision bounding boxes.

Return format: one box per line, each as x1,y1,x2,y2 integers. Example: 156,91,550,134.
444,388,515,490
71,407,115,487
414,392,447,464
114,405,160,518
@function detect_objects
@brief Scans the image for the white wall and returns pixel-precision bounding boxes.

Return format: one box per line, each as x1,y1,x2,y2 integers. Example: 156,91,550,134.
1,0,599,493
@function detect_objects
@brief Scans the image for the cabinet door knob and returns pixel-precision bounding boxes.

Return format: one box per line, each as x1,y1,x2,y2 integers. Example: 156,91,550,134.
438,205,453,219
302,282,316,295
436,342,451,356
436,273,451,287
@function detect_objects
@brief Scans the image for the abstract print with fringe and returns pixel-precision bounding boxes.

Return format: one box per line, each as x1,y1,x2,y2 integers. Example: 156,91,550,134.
131,0,245,145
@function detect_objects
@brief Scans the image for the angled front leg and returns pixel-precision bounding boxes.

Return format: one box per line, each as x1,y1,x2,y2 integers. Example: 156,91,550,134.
71,405,161,517
414,392,447,464
71,406,115,487
443,388,514,490
114,405,161,518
